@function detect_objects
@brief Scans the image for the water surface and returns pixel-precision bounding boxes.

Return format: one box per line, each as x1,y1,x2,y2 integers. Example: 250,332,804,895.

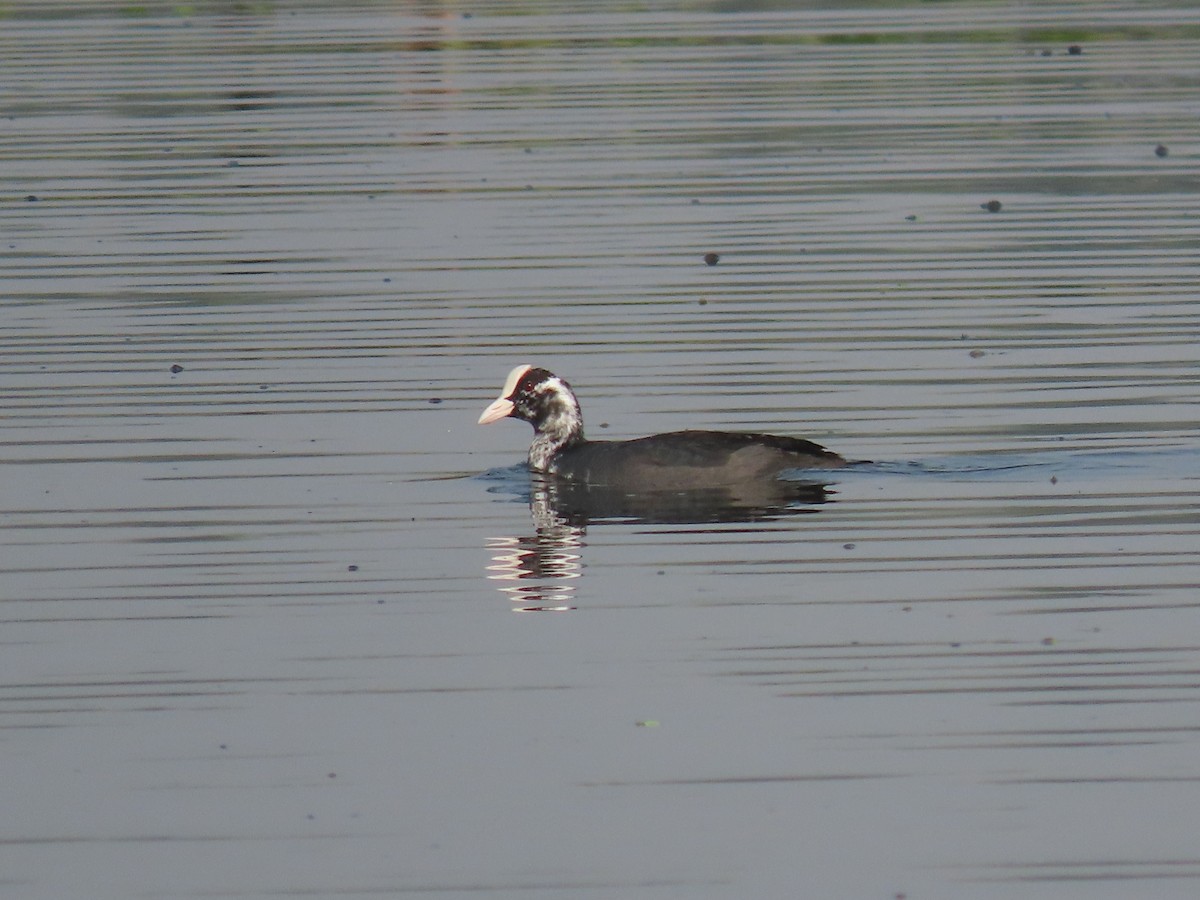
1,2,1198,898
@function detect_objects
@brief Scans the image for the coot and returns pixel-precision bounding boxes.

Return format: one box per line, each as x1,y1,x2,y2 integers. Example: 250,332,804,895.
478,364,848,488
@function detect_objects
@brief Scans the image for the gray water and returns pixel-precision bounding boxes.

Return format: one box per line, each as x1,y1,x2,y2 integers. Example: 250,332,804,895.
2,2,1199,898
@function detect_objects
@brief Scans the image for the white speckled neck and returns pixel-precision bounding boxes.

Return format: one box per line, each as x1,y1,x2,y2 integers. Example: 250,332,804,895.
526,376,584,471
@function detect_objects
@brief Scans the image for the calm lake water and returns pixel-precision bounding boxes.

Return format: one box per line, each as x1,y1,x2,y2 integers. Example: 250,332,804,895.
2,2,1198,898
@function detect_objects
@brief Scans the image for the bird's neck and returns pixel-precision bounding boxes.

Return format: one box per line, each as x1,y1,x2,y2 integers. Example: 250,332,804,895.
529,398,584,471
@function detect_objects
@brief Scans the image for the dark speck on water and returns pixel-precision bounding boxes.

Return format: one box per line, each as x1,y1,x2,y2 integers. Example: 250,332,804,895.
981,199,1003,212
1155,144,1169,157
428,397,443,404
1067,44,1083,55
170,363,184,373
704,252,720,265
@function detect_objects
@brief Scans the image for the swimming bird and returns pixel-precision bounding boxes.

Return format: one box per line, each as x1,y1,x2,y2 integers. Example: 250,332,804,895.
478,364,847,489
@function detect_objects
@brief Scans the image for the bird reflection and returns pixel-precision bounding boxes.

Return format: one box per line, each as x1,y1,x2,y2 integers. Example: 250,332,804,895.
486,521,583,612
485,471,835,611
527,472,833,527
